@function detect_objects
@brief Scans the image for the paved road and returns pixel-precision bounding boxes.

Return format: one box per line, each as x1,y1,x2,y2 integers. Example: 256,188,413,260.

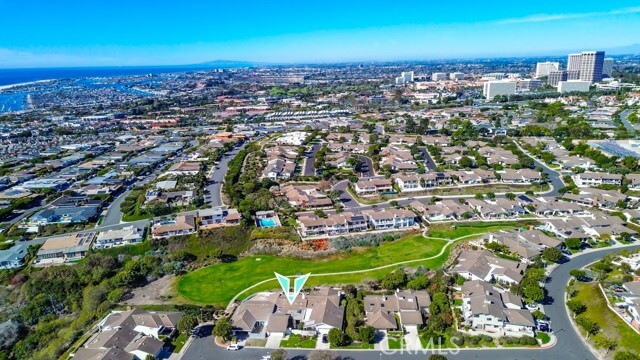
419,147,437,171
182,244,640,360
303,143,321,176
101,189,131,226
620,109,640,132
513,140,563,197
332,179,362,209
355,155,375,177
206,142,247,207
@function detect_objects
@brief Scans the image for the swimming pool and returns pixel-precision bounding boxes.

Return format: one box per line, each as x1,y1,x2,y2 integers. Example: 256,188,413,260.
259,218,277,227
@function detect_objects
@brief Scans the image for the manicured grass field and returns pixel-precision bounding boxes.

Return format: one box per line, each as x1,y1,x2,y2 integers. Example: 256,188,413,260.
279,334,316,348
177,222,522,306
177,234,452,305
427,221,529,239
572,282,640,354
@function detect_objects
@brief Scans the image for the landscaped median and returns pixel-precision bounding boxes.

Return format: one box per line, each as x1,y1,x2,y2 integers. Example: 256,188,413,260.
175,221,523,307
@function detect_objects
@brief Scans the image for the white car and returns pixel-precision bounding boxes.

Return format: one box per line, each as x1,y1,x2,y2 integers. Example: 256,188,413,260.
226,344,241,351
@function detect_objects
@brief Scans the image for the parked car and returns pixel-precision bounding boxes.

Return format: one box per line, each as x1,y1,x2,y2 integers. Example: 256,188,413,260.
322,334,328,344
536,321,550,332
226,344,241,351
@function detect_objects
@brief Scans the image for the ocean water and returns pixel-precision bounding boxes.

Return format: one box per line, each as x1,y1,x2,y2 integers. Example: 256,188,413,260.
0,65,213,87
0,66,212,113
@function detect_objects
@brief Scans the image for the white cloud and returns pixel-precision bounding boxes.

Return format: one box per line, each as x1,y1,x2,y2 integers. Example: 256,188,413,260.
496,6,640,25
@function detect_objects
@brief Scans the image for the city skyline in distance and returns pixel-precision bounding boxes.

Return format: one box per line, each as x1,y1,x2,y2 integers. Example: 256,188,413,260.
2,1,640,68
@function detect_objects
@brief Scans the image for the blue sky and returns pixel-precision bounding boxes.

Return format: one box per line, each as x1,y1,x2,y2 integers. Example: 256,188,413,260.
2,0,640,68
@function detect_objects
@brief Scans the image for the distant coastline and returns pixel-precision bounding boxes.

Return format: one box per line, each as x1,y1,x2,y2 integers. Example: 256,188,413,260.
0,65,228,87
0,79,53,91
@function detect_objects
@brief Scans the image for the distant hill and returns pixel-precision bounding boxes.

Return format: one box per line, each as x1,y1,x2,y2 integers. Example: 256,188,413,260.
192,60,260,68
605,44,640,55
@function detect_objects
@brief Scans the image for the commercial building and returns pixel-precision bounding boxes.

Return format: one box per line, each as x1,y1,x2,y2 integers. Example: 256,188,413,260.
519,79,543,91
547,71,567,86
431,72,447,81
395,71,414,84
558,80,591,93
579,51,605,83
535,62,559,77
567,70,581,80
567,53,582,71
483,80,516,100
450,72,465,80
603,58,614,78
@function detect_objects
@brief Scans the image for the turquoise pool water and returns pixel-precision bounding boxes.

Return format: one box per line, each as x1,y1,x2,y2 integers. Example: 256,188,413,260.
259,218,277,227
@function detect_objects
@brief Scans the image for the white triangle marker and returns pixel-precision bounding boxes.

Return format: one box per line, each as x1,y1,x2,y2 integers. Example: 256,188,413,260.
274,272,311,305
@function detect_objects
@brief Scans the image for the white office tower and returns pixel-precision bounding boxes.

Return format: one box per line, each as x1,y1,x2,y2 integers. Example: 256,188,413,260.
557,80,591,93
579,51,605,82
567,53,582,71
567,70,581,80
483,80,516,99
535,62,560,77
482,73,506,80
520,79,543,91
603,58,613,78
450,72,465,80
547,71,567,86
401,71,414,82
431,72,447,81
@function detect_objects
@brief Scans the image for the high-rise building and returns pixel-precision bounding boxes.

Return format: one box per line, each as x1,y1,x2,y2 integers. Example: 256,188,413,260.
431,72,447,81
567,70,581,80
520,79,543,91
395,71,414,85
567,54,582,71
535,62,560,77
603,58,614,78
401,71,414,82
548,71,567,86
483,80,516,99
450,72,465,80
579,51,605,83
558,80,591,93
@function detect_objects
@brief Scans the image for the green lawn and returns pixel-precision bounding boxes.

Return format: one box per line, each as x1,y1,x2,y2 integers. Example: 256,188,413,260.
572,282,640,354
331,341,375,349
536,332,550,345
279,334,316,348
426,221,530,239
167,333,188,353
388,336,404,349
177,234,454,306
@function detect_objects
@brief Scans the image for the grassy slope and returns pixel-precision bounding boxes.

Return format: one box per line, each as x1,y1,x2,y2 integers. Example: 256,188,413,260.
573,282,640,354
427,221,524,239
177,235,450,305
177,222,522,306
